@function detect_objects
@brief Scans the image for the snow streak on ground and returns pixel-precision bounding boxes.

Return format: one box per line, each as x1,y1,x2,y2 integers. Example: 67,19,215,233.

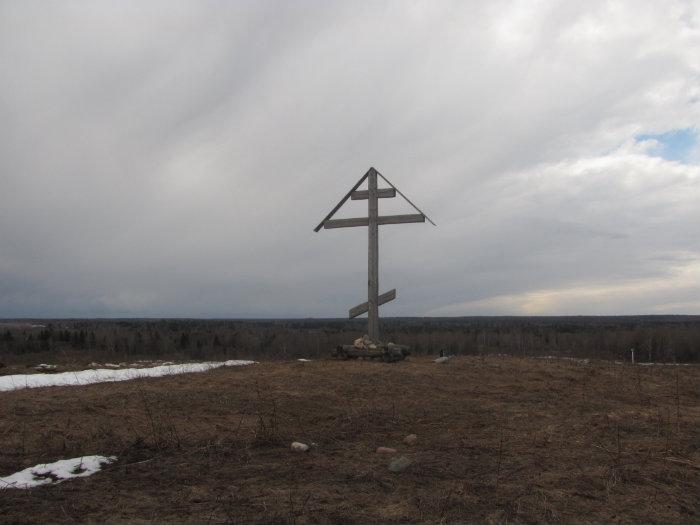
0,456,116,489
0,360,255,393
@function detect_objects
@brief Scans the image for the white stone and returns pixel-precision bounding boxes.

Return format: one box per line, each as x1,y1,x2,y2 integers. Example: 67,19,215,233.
291,441,309,452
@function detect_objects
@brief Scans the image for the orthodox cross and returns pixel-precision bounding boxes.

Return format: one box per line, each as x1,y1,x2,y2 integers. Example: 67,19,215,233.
314,167,435,341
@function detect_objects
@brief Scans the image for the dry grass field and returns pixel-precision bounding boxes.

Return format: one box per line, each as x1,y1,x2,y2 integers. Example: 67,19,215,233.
1,356,698,524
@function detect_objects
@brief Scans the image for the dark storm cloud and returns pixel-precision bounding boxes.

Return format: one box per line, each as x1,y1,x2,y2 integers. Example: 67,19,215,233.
1,0,699,317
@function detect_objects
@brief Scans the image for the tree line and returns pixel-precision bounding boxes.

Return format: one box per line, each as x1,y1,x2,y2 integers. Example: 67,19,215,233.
0,316,698,365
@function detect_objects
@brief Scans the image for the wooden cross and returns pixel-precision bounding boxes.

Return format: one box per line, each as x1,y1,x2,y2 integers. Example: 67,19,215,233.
314,167,435,341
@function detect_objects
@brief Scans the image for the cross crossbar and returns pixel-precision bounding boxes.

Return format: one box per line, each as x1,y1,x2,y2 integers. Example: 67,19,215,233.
323,213,425,229
379,213,425,226
323,217,369,229
351,188,396,200
313,168,371,232
376,171,436,226
349,289,396,319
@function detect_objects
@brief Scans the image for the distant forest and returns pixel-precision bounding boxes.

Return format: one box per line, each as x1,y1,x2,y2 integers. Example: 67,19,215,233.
1,316,699,365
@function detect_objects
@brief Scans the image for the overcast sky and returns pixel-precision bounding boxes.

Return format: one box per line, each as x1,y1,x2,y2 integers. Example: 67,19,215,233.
1,0,699,318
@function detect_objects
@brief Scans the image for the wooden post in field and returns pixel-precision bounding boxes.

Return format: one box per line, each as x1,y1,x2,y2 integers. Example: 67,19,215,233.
367,170,379,340
314,167,435,342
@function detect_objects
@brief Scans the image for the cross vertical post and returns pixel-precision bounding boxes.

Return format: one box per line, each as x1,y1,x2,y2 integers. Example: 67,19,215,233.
368,168,379,341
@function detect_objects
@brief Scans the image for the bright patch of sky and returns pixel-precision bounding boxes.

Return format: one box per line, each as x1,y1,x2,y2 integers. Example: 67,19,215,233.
636,128,698,164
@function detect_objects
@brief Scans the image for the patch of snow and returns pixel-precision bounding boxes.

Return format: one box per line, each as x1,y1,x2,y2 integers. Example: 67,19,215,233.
637,362,693,366
535,356,590,364
34,364,57,371
126,360,177,368
614,361,695,366
0,455,116,489
88,362,128,369
0,360,255,393
297,359,311,362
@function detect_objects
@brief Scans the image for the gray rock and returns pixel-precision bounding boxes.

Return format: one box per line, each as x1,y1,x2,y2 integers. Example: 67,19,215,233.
403,434,418,445
290,441,309,452
388,456,412,473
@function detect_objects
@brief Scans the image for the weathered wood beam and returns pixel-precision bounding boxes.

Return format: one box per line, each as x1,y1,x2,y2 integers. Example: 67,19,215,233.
377,213,425,226
375,170,437,226
367,171,379,340
351,188,396,200
313,168,373,232
349,288,396,319
323,217,369,229
324,214,426,229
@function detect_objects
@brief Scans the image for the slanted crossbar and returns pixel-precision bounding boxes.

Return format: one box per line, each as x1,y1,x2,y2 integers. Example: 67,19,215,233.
349,289,396,319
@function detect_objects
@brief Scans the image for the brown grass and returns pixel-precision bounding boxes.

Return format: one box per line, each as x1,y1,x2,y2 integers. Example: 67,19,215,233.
0,357,698,524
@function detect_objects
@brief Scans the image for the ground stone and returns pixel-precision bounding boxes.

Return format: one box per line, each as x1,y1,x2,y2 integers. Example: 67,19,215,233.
388,456,412,472
403,434,418,445
290,442,309,452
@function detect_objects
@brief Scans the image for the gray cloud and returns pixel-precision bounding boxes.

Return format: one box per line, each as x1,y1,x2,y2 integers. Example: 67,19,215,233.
1,0,699,317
